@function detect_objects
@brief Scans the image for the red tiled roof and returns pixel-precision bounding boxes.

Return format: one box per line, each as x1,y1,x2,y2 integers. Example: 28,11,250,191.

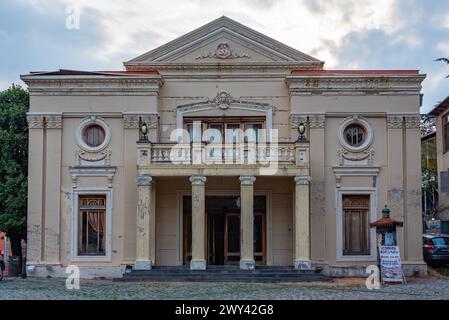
29,69,159,76
291,70,420,75
370,217,404,228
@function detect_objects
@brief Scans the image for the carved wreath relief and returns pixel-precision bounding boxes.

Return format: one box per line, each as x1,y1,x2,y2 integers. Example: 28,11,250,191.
196,42,251,60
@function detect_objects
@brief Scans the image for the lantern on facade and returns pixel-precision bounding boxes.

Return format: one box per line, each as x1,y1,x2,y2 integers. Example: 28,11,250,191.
139,121,149,142
296,122,307,142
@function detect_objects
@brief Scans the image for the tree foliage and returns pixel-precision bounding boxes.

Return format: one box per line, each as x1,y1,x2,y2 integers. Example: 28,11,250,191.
0,85,29,241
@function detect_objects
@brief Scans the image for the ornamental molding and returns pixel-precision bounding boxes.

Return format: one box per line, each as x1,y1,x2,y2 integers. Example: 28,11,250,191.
196,42,251,60
337,148,375,166
287,75,425,95
294,175,311,185
123,113,159,129
386,115,404,129
69,166,117,189
27,115,45,129
75,149,112,166
21,77,163,96
386,114,421,129
190,175,207,186
136,174,153,187
214,91,233,110
404,115,421,129
290,114,325,129
27,114,62,129
45,114,62,129
332,166,380,188
239,176,256,185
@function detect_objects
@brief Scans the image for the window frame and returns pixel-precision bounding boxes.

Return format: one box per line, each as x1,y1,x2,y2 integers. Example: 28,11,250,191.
71,189,113,262
76,117,111,153
335,188,377,262
183,117,265,144
443,113,449,154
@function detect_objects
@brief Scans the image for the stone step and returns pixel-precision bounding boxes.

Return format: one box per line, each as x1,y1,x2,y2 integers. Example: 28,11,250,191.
118,275,330,283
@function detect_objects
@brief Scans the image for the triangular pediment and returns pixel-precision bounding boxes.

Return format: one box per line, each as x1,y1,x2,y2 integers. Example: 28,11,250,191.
125,16,323,68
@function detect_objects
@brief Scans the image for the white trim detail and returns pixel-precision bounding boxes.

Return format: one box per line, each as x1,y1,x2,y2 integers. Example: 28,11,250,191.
338,116,374,153
176,94,273,142
70,188,113,262
335,187,377,262
76,116,111,153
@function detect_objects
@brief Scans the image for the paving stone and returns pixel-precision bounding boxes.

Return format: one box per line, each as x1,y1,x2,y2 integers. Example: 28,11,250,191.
0,278,449,300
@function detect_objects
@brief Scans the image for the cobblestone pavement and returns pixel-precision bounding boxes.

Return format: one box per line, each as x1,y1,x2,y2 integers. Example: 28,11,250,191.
1,277,449,300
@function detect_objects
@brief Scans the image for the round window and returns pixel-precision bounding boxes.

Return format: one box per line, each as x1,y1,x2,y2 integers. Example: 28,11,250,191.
344,124,366,147
338,117,373,152
82,124,106,148
76,117,111,152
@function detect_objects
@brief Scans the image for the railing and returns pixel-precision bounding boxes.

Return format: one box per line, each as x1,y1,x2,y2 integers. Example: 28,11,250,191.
137,142,309,167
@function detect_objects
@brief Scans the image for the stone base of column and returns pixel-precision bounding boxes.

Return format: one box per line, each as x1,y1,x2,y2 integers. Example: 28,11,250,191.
294,259,312,271
190,259,207,270
135,260,152,270
240,259,255,270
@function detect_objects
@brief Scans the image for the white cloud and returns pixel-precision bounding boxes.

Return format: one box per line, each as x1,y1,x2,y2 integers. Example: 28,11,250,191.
20,0,402,65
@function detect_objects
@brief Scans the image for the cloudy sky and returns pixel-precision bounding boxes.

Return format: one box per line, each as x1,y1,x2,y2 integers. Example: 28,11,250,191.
1,0,448,113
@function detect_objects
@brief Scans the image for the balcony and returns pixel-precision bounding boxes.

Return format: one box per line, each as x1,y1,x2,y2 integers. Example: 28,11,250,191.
137,141,310,177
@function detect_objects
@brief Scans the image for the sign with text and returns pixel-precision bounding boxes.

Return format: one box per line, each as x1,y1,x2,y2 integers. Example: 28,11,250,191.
379,245,405,284
426,219,441,233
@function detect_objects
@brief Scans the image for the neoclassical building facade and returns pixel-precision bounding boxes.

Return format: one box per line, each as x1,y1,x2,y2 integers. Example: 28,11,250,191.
22,17,426,278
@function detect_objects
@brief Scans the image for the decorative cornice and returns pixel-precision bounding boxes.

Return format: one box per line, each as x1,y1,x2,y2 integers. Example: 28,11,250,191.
294,175,311,185
136,174,153,186
27,115,45,129
287,75,425,95
20,76,163,96
190,175,207,186
196,42,250,60
386,114,420,129
239,176,256,185
309,115,326,129
123,114,159,129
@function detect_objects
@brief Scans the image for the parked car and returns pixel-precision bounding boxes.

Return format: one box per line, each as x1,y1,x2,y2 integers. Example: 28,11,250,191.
423,234,449,265
0,254,4,281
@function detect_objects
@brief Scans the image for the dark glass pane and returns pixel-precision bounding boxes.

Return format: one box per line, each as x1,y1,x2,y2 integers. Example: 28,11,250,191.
345,125,365,147
227,215,240,253
254,215,263,253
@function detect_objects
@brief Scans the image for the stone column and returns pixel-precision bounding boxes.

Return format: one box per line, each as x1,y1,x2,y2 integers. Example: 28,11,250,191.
44,114,62,264
294,175,312,270
26,115,45,265
135,173,153,270
190,175,207,270
239,176,256,270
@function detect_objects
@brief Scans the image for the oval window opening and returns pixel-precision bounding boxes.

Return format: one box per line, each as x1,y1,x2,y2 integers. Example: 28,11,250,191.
344,124,366,147
82,124,106,148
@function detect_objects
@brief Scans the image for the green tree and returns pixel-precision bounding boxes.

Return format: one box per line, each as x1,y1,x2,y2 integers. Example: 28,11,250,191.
0,85,29,256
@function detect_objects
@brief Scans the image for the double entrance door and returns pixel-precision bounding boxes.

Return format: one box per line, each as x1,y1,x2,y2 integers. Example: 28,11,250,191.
183,195,266,266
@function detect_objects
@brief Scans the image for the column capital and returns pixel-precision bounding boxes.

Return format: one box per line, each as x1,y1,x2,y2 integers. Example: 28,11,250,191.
123,113,159,129
45,114,62,129
239,176,256,185
27,115,45,129
295,175,312,185
136,173,153,186
189,175,207,186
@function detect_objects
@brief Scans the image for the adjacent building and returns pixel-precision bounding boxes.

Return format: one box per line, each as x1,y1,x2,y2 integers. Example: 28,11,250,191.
21,17,426,278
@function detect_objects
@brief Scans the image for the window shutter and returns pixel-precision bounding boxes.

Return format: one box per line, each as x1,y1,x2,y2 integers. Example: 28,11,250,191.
441,171,449,193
